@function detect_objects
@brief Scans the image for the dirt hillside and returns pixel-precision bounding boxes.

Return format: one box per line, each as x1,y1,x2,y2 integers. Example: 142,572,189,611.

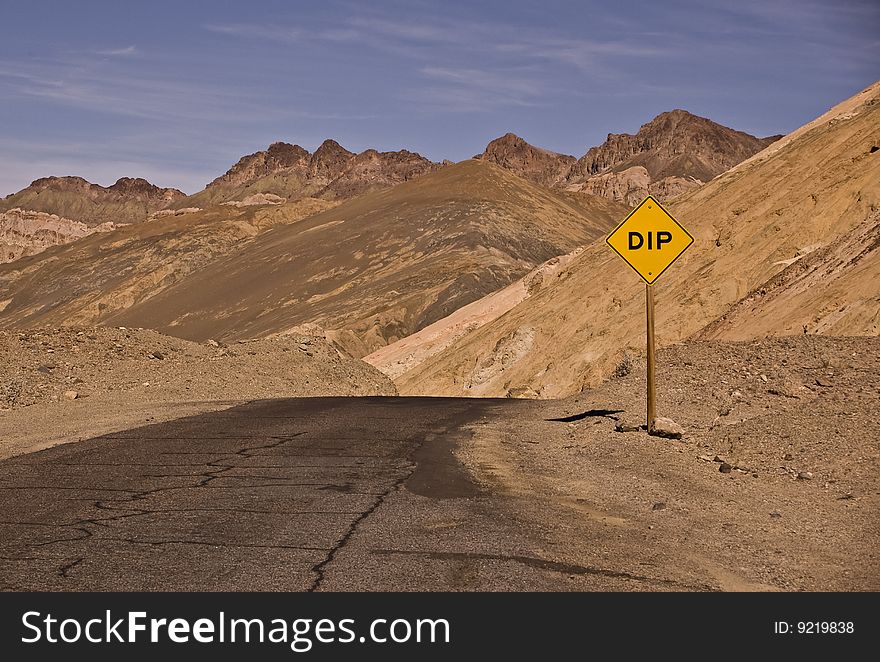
0,198,337,330
0,325,394,460
392,82,880,397
0,160,619,358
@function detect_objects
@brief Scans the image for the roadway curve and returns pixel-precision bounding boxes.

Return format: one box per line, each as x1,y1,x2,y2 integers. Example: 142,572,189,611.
0,397,699,591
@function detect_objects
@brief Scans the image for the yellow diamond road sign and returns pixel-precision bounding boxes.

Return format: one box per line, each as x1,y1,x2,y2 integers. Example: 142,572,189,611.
606,195,694,284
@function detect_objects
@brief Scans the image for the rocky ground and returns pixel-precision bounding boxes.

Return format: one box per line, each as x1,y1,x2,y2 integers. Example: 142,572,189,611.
0,326,395,459
0,330,875,591
460,335,879,591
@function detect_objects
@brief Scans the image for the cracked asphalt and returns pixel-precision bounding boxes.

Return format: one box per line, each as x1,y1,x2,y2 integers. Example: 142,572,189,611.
0,396,622,591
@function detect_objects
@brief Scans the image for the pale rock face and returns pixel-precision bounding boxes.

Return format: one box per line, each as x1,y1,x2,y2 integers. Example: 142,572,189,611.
571,166,652,207
149,207,202,219
0,208,117,264
220,193,286,208
649,176,702,201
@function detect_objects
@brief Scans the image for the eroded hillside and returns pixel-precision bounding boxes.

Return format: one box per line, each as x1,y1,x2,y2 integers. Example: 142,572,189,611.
391,83,880,397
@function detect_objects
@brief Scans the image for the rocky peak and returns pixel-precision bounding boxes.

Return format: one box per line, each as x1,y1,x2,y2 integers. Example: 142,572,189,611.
210,142,311,189
27,176,92,193
308,139,356,183
570,109,781,184
108,177,184,201
476,133,576,188
265,142,310,167
185,140,440,206
318,147,439,199
488,132,527,148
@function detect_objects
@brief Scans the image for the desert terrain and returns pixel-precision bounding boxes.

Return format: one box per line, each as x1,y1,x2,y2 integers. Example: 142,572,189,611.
0,335,875,591
0,326,393,462
0,81,877,592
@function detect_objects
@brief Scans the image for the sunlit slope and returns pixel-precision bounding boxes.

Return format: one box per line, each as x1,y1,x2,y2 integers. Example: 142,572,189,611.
0,199,337,329
0,160,619,357
394,82,880,397
104,160,618,355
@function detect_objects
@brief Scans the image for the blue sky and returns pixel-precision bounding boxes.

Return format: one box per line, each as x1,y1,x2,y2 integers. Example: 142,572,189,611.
1,0,877,195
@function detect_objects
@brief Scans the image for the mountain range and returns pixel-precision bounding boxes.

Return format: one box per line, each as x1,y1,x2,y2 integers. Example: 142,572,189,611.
174,139,445,208
0,160,623,357
2,85,876,402
476,110,781,205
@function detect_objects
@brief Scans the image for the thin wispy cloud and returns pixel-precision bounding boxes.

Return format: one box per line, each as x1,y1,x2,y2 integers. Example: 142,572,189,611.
94,45,138,57
413,66,545,112
204,23,304,41
209,14,674,69
0,57,289,124
203,12,678,112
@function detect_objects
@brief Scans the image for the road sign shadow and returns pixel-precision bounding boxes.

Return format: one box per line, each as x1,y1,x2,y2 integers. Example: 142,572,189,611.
545,409,625,422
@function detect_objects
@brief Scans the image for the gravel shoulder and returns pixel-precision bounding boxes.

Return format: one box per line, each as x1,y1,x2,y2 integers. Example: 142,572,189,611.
458,336,880,591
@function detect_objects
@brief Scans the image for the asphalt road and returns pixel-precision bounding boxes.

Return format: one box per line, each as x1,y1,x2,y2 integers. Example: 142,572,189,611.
0,396,704,591
0,397,525,590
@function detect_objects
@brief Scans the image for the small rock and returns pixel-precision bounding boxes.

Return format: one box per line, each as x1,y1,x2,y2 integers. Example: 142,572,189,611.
719,462,733,474
713,455,727,463
783,453,794,461
63,390,78,400
648,417,684,439
206,339,220,347
699,454,715,462
815,378,832,387
614,423,641,433
770,511,782,518
760,374,768,382
149,351,164,360
797,471,813,481
652,501,667,511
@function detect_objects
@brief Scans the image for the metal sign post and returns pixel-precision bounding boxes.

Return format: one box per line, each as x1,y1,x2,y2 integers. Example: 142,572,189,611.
606,195,693,430
645,284,656,428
